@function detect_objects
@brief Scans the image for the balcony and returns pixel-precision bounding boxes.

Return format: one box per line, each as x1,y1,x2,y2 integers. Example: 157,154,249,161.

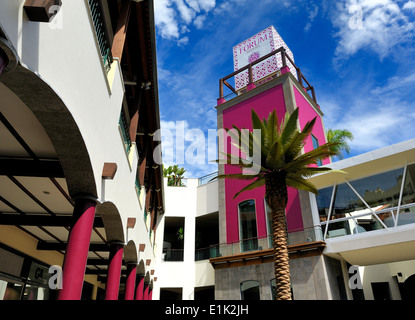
218,46,317,105
196,226,324,264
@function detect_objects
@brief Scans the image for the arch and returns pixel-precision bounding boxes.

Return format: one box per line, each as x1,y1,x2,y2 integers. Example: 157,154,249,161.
0,62,97,198
240,280,260,300
124,240,138,264
96,201,125,243
137,260,146,276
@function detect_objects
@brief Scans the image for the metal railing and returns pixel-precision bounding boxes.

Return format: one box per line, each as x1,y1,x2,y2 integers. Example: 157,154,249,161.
88,0,113,72
218,46,317,104
322,202,415,240
119,108,132,153
162,249,184,262
195,226,323,261
198,172,218,186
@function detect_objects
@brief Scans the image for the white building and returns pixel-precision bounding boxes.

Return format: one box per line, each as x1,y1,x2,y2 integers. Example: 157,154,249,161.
0,0,164,300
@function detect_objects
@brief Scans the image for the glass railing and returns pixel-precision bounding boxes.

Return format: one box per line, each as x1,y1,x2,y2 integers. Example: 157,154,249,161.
198,172,218,186
194,226,323,261
162,249,184,262
322,203,415,239
119,108,131,153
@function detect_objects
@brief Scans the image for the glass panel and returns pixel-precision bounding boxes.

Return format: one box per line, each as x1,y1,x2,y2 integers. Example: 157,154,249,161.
241,280,260,300
270,279,276,300
239,200,258,252
311,135,322,166
0,279,23,300
265,199,273,248
316,186,334,223
317,166,414,237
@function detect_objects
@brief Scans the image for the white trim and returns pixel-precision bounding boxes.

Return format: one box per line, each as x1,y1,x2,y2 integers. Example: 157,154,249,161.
395,162,408,227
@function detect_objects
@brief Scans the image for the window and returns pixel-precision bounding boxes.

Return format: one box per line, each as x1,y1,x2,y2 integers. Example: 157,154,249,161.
240,280,260,300
311,134,322,166
238,200,258,252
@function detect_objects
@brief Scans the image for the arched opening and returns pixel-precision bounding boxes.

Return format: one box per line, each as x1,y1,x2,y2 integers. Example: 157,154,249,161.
402,274,415,300
240,280,260,300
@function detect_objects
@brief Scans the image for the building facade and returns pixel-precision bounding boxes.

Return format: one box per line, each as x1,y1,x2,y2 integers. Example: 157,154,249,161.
153,27,415,301
0,0,164,300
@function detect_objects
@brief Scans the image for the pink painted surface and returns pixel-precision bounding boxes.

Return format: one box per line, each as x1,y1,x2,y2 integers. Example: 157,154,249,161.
105,244,124,300
222,84,304,244
124,264,137,300
293,86,330,166
135,275,145,300
58,199,96,300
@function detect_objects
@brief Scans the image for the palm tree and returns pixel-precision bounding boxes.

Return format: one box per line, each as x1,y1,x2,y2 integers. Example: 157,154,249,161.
326,129,354,160
217,108,340,300
163,165,186,186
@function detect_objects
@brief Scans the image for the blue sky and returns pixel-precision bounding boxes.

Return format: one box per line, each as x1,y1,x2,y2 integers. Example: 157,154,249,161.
153,0,415,178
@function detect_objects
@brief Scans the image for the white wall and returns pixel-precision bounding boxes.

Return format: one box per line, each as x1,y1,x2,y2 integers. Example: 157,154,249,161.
0,0,156,276
153,178,216,300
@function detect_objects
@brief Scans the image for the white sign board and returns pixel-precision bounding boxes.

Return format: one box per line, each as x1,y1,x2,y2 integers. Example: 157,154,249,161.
233,26,297,90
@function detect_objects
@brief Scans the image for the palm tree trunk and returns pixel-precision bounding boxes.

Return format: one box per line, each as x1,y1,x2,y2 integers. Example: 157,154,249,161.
266,172,292,300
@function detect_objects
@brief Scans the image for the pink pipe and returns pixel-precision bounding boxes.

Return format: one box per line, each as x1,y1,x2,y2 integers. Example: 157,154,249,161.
124,264,137,300
105,243,124,300
58,198,96,300
135,275,145,300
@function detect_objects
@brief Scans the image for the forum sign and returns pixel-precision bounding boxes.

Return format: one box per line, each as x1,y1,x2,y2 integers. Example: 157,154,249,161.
233,26,297,91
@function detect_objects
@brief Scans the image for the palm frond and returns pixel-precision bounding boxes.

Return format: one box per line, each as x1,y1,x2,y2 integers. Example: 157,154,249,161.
233,177,266,199
286,175,319,194
280,108,299,147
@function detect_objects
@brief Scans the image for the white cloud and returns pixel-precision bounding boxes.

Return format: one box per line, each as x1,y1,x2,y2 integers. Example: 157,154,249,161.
304,5,319,32
193,15,206,29
321,71,415,154
403,1,415,10
332,0,415,59
154,0,217,43
154,0,180,39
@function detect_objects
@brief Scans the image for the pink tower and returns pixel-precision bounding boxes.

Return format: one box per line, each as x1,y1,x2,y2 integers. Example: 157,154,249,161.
216,26,329,247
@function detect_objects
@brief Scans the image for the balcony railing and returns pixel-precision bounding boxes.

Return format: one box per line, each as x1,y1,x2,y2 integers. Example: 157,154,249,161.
162,248,184,262
322,202,415,240
198,171,218,186
88,0,113,72
218,46,317,104
195,226,323,261
119,108,132,153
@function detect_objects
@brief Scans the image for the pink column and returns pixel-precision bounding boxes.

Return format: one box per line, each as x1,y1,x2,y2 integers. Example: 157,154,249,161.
135,275,145,300
143,282,149,300
105,242,124,300
58,197,97,300
124,263,137,300
149,288,153,300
